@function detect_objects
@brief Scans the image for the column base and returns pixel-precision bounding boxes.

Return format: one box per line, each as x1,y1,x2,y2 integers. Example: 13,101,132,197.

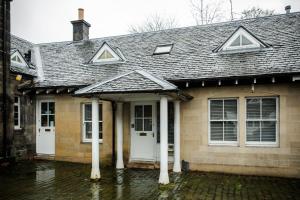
116,160,124,169
158,171,170,184
90,168,101,180
173,164,181,173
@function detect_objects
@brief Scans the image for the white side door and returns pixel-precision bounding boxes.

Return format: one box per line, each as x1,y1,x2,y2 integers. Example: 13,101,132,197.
36,100,55,155
130,102,156,161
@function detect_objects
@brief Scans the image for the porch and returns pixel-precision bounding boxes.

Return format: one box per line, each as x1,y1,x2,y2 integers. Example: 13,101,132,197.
1,160,299,200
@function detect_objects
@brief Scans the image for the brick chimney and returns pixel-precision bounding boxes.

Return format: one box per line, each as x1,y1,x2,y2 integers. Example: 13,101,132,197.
285,5,291,14
71,8,91,41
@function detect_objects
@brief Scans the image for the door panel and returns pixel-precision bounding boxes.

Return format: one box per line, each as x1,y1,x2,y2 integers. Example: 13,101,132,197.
37,100,55,155
131,102,156,161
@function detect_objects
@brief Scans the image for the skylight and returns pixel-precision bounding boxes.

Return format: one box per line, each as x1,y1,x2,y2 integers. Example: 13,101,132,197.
98,50,114,60
11,51,27,67
153,44,173,55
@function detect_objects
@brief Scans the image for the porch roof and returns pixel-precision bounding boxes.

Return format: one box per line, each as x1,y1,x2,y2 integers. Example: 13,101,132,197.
75,70,178,95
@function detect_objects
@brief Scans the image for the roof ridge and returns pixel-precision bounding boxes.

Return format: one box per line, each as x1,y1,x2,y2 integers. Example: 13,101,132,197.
11,34,35,45
36,12,300,46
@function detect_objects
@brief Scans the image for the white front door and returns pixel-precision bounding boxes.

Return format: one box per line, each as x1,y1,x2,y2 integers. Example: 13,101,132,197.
36,100,55,155
130,102,156,161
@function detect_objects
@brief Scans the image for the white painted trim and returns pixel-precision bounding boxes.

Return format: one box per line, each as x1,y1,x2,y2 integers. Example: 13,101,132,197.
91,43,122,63
75,71,133,94
91,98,101,180
136,70,177,90
33,46,45,81
208,98,239,146
244,96,279,147
11,50,27,67
173,100,181,172
75,70,177,95
221,27,263,52
82,103,103,143
292,76,300,81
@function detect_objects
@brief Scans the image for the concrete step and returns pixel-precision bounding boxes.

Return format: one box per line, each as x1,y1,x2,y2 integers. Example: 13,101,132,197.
34,154,55,161
126,161,155,169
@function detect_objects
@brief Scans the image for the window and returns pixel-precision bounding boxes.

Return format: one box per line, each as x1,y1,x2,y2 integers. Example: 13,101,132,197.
14,97,21,129
41,102,55,127
91,42,122,63
153,44,173,55
246,97,278,146
82,103,103,142
11,51,27,66
209,99,238,145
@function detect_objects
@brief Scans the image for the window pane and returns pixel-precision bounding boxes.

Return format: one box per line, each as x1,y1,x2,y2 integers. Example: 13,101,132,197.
14,119,19,126
224,100,237,120
230,36,240,47
246,121,260,142
135,119,143,131
99,105,103,121
85,122,92,139
41,103,48,114
241,35,252,45
224,121,237,141
247,99,260,119
262,99,276,119
49,102,55,114
49,115,55,127
99,122,103,139
144,119,152,131
210,100,223,120
210,121,223,141
41,115,48,127
14,97,19,103
144,105,152,118
12,56,17,61
261,121,276,142
135,106,143,118
85,104,92,121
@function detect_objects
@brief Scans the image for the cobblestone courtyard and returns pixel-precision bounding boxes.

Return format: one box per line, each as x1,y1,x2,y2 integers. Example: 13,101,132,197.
0,161,299,200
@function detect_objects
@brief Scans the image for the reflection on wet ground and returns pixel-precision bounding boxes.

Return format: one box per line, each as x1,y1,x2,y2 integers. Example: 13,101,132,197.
0,160,299,200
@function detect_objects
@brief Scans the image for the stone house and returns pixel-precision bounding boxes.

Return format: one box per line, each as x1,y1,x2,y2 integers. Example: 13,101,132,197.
9,8,300,183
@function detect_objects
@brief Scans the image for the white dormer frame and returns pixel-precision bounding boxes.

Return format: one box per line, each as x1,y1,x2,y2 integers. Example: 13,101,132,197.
11,50,28,67
215,26,268,53
91,42,122,63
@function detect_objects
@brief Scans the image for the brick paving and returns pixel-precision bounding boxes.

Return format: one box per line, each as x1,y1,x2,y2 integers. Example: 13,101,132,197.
0,161,299,200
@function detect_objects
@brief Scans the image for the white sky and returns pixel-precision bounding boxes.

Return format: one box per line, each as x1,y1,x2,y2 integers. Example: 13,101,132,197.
11,0,300,43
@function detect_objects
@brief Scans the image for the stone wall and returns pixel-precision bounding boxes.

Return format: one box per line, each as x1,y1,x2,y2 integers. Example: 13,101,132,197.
180,83,300,178
54,95,113,165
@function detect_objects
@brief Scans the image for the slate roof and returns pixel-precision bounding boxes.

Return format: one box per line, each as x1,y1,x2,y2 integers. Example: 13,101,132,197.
10,35,37,77
13,12,300,88
75,70,177,94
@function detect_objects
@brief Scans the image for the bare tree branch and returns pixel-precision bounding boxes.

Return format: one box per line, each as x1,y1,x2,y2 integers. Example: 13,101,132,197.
240,7,275,19
128,14,178,33
190,0,224,25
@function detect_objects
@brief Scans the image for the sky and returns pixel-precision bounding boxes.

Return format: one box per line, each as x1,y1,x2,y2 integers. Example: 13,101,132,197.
11,0,300,44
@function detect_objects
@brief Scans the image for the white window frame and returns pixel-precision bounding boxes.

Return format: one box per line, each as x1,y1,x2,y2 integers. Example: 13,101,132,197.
245,97,279,147
11,51,27,67
153,44,173,55
91,43,121,63
82,103,103,143
208,98,239,146
222,28,261,51
14,96,21,130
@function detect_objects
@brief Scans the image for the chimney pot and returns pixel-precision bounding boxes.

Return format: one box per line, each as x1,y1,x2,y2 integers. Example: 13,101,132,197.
285,5,291,14
78,8,84,20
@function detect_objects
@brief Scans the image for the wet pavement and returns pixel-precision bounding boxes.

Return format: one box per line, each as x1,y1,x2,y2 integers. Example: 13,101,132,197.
0,160,300,200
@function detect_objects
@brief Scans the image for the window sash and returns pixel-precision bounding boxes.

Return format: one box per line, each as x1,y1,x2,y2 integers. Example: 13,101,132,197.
14,97,21,129
209,98,238,145
245,97,278,146
82,103,103,142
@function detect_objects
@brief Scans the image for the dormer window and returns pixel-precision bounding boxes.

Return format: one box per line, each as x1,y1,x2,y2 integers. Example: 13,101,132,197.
153,44,173,55
11,50,28,67
213,26,269,53
90,42,123,63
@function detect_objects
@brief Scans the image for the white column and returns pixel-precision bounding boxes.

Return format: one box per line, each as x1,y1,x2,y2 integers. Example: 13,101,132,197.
173,101,181,172
116,102,124,169
159,96,169,184
91,98,100,180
